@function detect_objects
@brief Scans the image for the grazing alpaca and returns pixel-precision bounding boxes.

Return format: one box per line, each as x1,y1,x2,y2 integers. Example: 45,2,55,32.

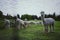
19,19,26,28
15,18,26,30
4,19,10,29
24,18,29,27
15,18,21,29
40,11,55,33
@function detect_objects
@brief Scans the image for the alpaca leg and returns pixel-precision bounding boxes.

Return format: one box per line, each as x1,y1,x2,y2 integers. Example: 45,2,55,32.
17,25,20,30
23,24,26,28
44,25,48,33
46,26,48,33
5,24,10,29
24,23,27,27
8,25,10,29
49,24,52,32
17,26,20,30
52,23,54,32
19,24,22,29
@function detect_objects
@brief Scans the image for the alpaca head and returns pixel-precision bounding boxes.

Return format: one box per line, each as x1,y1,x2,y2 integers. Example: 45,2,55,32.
41,11,45,17
40,11,45,21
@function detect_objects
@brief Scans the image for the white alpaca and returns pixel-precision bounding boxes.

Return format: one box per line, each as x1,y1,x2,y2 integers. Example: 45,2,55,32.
24,19,29,27
19,19,26,28
33,21,43,25
15,18,21,29
4,19,10,29
40,11,55,33
15,18,26,29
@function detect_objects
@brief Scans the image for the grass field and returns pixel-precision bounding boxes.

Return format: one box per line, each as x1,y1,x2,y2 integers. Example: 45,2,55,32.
0,21,60,40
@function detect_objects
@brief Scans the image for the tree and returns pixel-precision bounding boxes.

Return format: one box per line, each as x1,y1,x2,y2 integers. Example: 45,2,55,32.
38,16,41,20
13,16,17,20
53,12,56,19
32,15,38,20
48,14,53,18
5,14,13,19
21,14,32,20
45,14,48,18
0,11,3,19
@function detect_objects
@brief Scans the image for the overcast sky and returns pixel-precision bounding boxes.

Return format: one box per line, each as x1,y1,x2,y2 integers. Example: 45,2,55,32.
0,0,60,17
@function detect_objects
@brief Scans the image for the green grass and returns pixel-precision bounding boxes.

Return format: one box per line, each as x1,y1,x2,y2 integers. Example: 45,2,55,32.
0,21,60,40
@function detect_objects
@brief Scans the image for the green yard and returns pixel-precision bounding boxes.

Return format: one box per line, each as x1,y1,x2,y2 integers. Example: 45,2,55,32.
0,21,60,40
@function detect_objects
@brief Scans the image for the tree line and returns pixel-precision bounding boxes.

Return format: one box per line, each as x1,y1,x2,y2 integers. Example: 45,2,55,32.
0,11,60,21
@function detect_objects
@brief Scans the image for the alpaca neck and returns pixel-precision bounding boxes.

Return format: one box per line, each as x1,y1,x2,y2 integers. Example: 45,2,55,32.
41,16,44,22
41,15,44,22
